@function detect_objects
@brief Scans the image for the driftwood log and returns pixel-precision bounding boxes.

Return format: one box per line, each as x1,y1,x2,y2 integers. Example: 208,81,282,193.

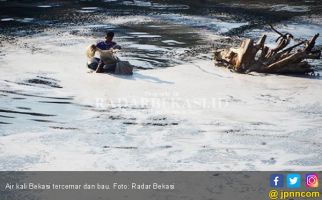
214,26,321,74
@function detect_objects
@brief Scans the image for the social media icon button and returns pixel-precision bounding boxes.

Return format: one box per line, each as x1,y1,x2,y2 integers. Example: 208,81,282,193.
287,174,301,188
270,174,284,188
306,174,319,188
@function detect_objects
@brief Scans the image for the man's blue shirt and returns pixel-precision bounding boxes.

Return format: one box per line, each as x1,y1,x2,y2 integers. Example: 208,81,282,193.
96,41,116,50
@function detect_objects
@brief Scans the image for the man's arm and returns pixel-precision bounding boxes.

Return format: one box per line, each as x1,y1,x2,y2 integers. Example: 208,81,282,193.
94,47,104,73
112,44,122,50
90,44,96,51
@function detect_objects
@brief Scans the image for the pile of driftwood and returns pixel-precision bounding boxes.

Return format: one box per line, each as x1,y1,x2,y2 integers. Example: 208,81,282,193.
214,25,321,74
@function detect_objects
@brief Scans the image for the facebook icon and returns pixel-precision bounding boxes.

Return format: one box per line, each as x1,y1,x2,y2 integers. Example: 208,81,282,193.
270,174,284,188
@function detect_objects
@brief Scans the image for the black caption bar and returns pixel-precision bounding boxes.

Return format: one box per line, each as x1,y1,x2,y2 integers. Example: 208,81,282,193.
0,172,321,200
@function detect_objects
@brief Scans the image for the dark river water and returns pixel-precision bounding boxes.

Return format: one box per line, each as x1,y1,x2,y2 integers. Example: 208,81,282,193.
1,0,322,68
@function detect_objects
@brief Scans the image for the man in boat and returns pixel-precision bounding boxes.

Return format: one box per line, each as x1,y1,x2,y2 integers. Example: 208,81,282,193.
87,31,121,73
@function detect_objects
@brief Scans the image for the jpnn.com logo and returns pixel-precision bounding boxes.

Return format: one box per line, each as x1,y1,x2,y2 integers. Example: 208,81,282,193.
270,173,319,189
269,173,320,200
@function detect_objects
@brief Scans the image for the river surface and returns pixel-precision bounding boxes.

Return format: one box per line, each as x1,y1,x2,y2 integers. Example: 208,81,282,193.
0,0,322,170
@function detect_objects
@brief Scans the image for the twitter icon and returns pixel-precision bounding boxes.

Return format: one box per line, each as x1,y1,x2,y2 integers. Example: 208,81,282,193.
287,174,301,188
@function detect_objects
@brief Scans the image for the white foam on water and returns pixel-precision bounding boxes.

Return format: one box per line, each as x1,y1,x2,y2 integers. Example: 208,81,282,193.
81,7,99,10
1,29,322,170
136,35,162,38
162,40,186,45
150,3,190,10
16,18,35,23
129,32,149,35
37,5,54,8
103,15,154,25
245,22,322,49
271,4,310,13
1,18,14,22
127,44,169,52
121,0,152,7
157,14,248,34
0,8,322,171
